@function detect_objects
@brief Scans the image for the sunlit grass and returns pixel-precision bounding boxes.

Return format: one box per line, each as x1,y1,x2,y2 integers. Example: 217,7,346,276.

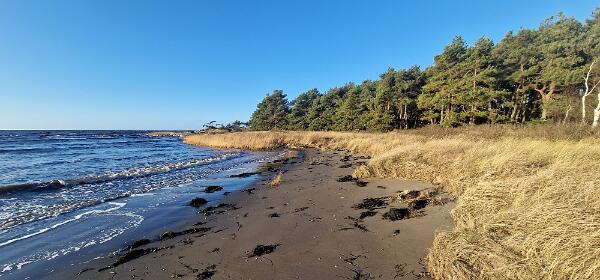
183,125,600,280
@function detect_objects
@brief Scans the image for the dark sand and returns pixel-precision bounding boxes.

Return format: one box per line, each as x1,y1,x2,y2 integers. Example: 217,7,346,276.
65,149,454,280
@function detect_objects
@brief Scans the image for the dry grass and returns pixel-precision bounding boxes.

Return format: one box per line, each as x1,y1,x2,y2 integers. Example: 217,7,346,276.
183,125,600,280
270,172,283,187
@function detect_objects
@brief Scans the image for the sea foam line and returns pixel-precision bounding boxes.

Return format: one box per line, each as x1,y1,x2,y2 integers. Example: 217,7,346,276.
0,202,126,248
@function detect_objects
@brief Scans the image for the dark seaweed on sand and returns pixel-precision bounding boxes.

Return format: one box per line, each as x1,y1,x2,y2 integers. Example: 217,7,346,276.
229,172,258,178
160,227,212,241
101,246,167,270
353,197,388,210
337,175,355,182
197,264,217,279
355,180,368,187
110,248,152,268
382,208,411,221
248,244,280,257
125,239,150,251
359,210,377,220
408,198,429,210
189,197,208,207
203,185,223,193
202,203,238,216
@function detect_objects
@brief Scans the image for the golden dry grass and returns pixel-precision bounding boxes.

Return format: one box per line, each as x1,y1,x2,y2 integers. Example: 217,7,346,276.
183,126,600,280
270,172,283,187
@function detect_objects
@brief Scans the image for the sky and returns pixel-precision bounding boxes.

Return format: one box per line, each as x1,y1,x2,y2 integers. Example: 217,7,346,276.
0,0,598,130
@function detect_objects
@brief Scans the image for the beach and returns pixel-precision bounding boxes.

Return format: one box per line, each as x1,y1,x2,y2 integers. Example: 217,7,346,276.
64,148,454,280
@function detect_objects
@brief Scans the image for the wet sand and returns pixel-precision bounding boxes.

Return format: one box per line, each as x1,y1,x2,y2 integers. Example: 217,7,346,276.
65,149,454,280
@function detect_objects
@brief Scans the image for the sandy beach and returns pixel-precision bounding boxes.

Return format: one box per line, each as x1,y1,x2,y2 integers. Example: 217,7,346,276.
64,149,454,280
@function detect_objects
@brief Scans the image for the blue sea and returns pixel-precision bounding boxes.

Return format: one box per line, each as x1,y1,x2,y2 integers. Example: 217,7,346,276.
0,131,278,279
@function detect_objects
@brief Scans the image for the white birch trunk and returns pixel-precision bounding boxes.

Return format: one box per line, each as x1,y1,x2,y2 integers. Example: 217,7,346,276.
582,60,598,124
593,88,600,128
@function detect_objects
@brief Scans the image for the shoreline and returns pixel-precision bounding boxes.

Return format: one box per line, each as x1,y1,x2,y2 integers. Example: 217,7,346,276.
64,148,454,279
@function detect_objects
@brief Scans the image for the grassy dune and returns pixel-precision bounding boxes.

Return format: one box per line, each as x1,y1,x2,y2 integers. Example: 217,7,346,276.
183,126,600,279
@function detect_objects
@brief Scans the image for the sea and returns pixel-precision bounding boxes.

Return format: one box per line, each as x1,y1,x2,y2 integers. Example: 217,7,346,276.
0,130,279,279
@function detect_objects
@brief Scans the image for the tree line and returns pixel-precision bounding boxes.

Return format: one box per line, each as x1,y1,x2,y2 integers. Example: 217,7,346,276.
249,9,600,131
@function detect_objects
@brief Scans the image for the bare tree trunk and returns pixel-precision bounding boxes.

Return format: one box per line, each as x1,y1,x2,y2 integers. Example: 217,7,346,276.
403,104,408,129
535,82,556,121
583,60,599,124
563,102,572,125
594,88,600,128
521,93,528,123
510,88,520,122
511,68,526,122
583,93,588,123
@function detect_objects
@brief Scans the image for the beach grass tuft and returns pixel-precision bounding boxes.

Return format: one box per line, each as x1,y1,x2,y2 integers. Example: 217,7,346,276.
270,172,283,187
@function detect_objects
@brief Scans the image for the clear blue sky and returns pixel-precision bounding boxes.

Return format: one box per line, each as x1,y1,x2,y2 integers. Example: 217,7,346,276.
0,0,597,130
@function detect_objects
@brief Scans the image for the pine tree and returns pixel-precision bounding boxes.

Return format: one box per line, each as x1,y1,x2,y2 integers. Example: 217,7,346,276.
494,29,539,122
368,68,398,131
249,90,290,130
307,86,348,130
333,85,361,130
532,13,585,121
458,37,508,124
394,66,425,128
419,36,468,126
288,89,320,130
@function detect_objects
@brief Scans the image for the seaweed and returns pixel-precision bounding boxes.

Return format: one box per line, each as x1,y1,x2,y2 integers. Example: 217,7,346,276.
382,208,411,221
408,198,428,210
355,180,368,187
189,197,208,207
197,264,216,279
229,172,258,178
358,210,377,220
248,244,280,257
353,197,388,210
125,239,150,251
203,186,223,193
159,227,212,241
201,203,238,216
337,175,355,182
294,207,309,212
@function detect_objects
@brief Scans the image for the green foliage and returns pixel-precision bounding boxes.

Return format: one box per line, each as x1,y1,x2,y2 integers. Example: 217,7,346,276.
287,89,320,130
249,90,290,130
246,8,600,131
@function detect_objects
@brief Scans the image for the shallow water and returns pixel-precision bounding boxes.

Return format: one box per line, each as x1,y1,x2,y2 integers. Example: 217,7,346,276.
0,131,278,279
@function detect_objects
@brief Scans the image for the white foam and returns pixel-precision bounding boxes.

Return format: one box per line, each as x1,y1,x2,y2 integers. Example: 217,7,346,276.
130,193,155,197
0,202,126,247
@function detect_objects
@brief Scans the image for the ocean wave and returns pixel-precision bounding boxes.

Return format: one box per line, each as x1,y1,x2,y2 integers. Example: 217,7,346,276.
0,202,126,248
0,153,240,195
0,147,61,154
0,204,144,274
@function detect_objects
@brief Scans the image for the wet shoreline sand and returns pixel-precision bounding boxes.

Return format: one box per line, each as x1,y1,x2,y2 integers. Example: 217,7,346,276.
64,149,454,280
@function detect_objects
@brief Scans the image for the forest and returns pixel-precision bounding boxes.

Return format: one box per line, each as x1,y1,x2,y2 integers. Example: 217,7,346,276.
249,9,600,131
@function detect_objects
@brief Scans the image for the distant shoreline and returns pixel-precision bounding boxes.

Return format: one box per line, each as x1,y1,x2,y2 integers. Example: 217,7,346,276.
146,131,193,137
